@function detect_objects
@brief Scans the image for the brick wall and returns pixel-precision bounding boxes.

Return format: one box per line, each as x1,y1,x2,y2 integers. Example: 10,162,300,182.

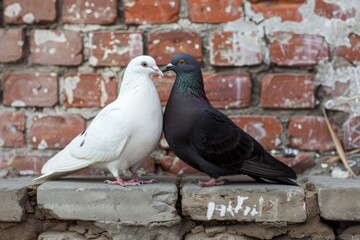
1,0,360,177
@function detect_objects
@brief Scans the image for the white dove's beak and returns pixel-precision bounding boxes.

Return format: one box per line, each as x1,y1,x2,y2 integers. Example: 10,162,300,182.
151,66,164,77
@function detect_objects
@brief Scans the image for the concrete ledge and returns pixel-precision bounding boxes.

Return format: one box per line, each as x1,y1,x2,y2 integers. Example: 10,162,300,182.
181,178,306,223
0,178,31,222
308,176,360,221
37,178,180,226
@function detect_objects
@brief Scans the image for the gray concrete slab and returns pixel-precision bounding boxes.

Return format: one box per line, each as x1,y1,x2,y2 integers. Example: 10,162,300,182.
308,176,360,221
37,177,180,226
181,177,306,223
0,178,32,222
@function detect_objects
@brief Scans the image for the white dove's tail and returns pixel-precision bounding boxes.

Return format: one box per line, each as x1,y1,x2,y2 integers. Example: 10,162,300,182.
33,147,91,183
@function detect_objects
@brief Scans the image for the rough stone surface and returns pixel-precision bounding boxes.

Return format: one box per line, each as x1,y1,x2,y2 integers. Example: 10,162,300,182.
269,32,329,66
288,116,336,151
343,116,360,149
148,31,202,66
3,0,56,24
181,178,306,223
308,176,360,221
3,72,58,107
37,179,180,225
185,232,253,240
37,231,87,240
124,0,180,24
63,73,117,108
89,31,143,67
210,31,263,66
61,0,117,24
230,115,283,149
261,73,315,109
0,178,31,222
0,28,24,63
30,30,83,66
0,112,26,148
30,115,86,149
188,0,243,23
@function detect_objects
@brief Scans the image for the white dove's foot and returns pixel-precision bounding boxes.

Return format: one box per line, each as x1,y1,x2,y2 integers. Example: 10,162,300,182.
129,167,157,185
104,176,140,187
193,178,229,187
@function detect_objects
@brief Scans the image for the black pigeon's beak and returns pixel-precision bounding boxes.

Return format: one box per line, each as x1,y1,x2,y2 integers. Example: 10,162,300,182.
162,63,174,73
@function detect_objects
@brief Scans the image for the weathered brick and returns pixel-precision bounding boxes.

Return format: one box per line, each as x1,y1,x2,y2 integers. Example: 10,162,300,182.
288,116,335,151
261,73,315,109
314,0,356,21
335,34,360,65
3,0,56,24
3,72,58,107
0,28,24,63
124,0,179,24
188,0,242,23
30,115,86,149
269,32,328,66
89,31,143,67
246,0,305,22
154,73,251,109
0,112,26,148
0,155,49,175
204,73,251,109
148,31,202,65
230,115,283,149
63,73,117,108
276,154,315,173
30,30,83,66
62,0,117,24
159,153,202,176
210,31,263,66
343,116,360,149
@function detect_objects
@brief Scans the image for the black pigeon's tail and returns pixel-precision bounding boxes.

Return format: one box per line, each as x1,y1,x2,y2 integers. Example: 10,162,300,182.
235,151,298,186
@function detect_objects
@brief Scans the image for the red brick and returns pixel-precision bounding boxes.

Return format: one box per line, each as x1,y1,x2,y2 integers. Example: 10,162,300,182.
188,0,242,23
154,72,252,109
335,34,360,64
288,116,336,151
62,0,117,24
3,72,58,107
343,116,360,149
230,115,283,149
124,0,179,24
159,153,202,176
30,30,83,66
3,0,56,24
63,73,117,108
210,31,263,66
276,154,315,173
204,73,251,109
89,31,143,67
148,31,202,65
136,156,156,175
261,73,315,109
247,0,305,22
0,28,24,63
0,155,49,175
269,32,328,66
0,112,26,148
30,115,86,149
314,0,356,21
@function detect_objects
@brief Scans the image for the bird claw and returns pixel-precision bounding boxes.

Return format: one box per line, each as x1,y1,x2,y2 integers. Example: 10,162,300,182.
134,178,157,185
192,178,229,187
104,179,141,187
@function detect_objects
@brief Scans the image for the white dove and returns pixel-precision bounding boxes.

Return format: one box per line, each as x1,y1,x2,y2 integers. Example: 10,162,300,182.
33,56,164,186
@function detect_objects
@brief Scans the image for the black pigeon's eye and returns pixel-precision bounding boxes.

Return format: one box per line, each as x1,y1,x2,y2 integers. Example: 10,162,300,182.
141,61,148,67
179,59,185,65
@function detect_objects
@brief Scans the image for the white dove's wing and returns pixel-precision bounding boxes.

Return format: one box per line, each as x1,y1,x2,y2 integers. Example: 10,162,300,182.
34,102,130,181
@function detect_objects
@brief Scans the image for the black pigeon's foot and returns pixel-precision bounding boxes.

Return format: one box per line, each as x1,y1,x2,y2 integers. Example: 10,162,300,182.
192,178,229,187
104,176,140,187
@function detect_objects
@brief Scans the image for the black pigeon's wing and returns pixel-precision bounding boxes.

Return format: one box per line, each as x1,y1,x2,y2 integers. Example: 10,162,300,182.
190,108,297,180
190,108,256,167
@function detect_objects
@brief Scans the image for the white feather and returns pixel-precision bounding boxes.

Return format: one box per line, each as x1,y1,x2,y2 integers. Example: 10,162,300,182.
33,56,163,182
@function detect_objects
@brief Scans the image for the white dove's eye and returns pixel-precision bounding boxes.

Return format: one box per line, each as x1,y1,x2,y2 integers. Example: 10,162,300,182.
141,61,148,67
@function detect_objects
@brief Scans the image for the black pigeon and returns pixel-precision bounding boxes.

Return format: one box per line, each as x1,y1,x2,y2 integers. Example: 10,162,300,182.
162,53,298,187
